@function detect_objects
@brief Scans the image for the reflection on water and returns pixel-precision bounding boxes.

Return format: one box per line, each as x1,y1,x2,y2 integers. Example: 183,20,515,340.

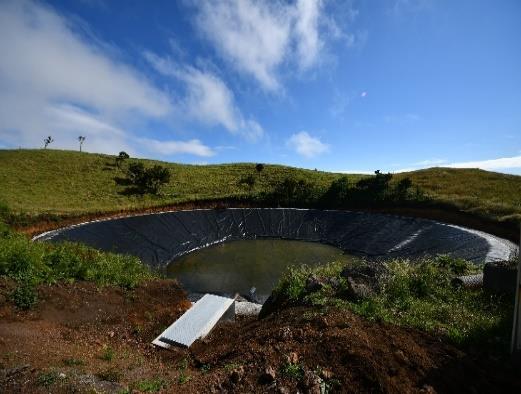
166,239,357,302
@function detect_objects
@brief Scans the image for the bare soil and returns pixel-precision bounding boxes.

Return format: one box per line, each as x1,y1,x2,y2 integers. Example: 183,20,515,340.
1,278,520,393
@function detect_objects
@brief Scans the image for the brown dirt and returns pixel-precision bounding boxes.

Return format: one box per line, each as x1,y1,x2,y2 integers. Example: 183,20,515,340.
1,279,520,393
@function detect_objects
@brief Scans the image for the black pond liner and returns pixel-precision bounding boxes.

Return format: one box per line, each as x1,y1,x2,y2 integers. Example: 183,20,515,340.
34,208,517,269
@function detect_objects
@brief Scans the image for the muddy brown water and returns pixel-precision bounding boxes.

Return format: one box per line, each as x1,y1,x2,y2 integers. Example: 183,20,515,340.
166,239,358,302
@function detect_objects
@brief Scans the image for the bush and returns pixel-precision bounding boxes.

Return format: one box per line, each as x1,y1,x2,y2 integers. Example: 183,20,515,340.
115,151,130,168
125,163,171,194
262,176,319,207
321,171,417,208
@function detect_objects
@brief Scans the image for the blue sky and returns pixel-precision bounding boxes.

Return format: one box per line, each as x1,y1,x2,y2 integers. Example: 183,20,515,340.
0,0,520,174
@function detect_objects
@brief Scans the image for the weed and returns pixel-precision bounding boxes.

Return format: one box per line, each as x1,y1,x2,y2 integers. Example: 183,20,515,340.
62,357,84,366
224,362,241,372
97,368,121,382
177,372,191,385
36,371,58,387
10,282,37,310
100,346,115,362
281,362,304,380
134,378,167,392
177,357,189,371
199,363,211,374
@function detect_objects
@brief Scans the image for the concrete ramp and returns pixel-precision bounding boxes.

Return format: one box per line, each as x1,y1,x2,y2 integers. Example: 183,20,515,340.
152,294,235,349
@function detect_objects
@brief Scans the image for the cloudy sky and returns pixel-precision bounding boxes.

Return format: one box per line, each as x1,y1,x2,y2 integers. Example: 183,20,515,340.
0,0,520,174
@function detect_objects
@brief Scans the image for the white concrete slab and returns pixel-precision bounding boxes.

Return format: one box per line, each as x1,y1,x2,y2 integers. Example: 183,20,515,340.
152,294,235,348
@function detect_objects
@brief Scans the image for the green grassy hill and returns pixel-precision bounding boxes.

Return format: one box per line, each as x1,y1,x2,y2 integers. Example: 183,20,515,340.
0,149,520,229
0,149,346,215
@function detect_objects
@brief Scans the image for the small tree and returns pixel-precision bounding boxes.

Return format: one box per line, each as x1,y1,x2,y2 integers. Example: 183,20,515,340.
255,163,264,176
43,136,53,149
115,151,130,169
78,136,86,152
125,162,170,194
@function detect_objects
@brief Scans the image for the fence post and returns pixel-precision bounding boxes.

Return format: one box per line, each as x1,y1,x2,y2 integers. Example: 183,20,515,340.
511,226,521,353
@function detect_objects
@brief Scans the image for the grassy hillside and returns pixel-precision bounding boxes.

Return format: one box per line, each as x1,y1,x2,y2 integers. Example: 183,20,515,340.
395,168,521,221
0,149,346,215
0,149,520,228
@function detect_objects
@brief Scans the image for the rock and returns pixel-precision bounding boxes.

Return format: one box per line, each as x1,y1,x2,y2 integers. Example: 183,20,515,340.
230,366,245,384
483,261,517,294
259,293,284,319
394,350,409,365
340,263,383,300
345,277,374,300
278,326,293,341
260,366,276,384
306,274,326,292
300,370,323,394
278,386,291,394
327,277,341,289
320,368,334,380
420,384,437,393
286,352,299,364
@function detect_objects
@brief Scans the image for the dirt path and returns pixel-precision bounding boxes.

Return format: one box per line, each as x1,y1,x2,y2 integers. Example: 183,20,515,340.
1,278,520,393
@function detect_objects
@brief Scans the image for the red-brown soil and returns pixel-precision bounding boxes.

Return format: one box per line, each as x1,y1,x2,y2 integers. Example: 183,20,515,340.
1,278,520,393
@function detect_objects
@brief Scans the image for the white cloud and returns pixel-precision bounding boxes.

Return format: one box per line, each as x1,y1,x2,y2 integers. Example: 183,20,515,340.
0,0,218,158
294,0,323,70
392,155,521,173
445,155,521,171
191,0,350,91
145,52,263,141
138,138,215,157
413,158,447,166
287,131,329,158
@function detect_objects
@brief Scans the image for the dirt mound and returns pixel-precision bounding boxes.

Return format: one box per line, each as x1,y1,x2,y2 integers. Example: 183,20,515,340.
1,279,520,393
190,307,521,393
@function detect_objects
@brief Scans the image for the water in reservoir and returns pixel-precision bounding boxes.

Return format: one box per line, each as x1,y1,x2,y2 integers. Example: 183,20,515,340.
166,239,357,302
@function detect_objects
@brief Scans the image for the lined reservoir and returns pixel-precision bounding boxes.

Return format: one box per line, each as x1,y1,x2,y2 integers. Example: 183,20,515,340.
167,239,358,302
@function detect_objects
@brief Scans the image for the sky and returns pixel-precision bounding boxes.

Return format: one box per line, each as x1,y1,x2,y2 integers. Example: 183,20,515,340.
0,0,520,174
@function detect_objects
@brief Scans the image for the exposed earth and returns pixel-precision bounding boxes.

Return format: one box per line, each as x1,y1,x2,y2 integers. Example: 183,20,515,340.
1,278,520,393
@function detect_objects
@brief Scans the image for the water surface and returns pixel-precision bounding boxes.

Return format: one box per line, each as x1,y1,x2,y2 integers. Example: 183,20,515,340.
167,239,357,302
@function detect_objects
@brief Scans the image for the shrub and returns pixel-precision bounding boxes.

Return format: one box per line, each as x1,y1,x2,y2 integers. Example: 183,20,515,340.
125,163,171,194
321,176,350,207
115,151,130,168
263,176,319,207
11,281,38,309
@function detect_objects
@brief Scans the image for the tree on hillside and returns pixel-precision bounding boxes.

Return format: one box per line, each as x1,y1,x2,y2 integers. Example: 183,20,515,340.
125,162,170,194
115,151,130,169
255,163,264,176
43,136,53,149
78,136,86,152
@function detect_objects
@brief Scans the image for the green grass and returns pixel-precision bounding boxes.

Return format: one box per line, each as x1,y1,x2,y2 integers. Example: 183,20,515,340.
0,149,344,216
274,257,513,349
0,223,154,308
395,167,521,222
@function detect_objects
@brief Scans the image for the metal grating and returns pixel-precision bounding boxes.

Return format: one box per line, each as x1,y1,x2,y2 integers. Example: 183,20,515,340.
152,294,235,349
